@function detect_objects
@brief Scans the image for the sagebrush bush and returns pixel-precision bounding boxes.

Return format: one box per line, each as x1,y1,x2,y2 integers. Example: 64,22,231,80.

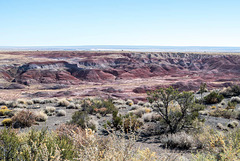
16,99,26,104
56,110,66,116
129,107,149,117
227,120,239,128
162,131,195,149
66,102,76,109
32,98,41,104
216,123,229,131
26,100,34,105
45,106,56,114
57,98,70,107
209,108,239,119
12,110,36,128
35,111,48,122
230,96,240,103
142,112,161,122
220,85,240,97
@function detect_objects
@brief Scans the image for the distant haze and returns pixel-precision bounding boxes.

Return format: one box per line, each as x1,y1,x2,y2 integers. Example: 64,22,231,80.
1,46,240,53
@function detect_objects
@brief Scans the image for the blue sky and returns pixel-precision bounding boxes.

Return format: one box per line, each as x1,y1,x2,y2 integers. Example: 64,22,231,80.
0,0,240,46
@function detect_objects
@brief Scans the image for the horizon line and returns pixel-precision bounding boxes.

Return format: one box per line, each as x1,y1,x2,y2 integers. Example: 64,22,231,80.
1,45,240,48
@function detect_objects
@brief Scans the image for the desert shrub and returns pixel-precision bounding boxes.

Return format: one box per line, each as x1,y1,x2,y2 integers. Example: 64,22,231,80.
226,101,237,109
0,126,164,161
123,114,143,133
0,100,6,105
112,99,125,105
32,98,41,104
35,111,48,122
194,129,240,160
26,100,34,105
82,99,117,116
12,110,36,128
20,129,61,160
227,120,239,128
112,110,123,130
162,131,195,150
70,111,88,129
216,123,229,131
230,96,240,103
0,108,12,116
16,99,26,104
198,82,207,104
75,129,138,161
209,108,239,119
204,91,224,104
1,118,12,126
56,110,66,116
1,105,8,109
75,104,81,109
70,111,97,130
137,101,145,106
0,128,20,160
55,124,88,151
126,99,134,106
220,84,240,97
142,112,161,122
88,119,98,131
66,103,76,109
148,87,203,133
54,135,76,160
5,101,16,108
132,148,158,161
45,106,56,113
129,107,152,118
130,105,139,110
16,104,27,108
57,98,70,107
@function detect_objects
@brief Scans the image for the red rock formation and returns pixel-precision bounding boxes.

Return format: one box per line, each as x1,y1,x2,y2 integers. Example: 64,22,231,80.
1,51,240,100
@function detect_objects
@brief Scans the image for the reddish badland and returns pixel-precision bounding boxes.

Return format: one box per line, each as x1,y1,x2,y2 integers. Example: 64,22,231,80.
0,51,239,101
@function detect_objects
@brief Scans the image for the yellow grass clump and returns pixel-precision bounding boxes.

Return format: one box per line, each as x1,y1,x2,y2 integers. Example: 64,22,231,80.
1,118,12,126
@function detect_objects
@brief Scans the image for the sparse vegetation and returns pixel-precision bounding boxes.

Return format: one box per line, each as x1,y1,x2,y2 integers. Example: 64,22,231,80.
35,111,48,122
56,109,66,116
204,91,224,104
11,110,36,128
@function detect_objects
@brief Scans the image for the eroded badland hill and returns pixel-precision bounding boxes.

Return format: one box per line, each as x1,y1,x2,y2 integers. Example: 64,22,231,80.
0,51,239,101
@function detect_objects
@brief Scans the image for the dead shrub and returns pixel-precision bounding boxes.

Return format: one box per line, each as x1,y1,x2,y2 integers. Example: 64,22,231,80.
12,110,36,128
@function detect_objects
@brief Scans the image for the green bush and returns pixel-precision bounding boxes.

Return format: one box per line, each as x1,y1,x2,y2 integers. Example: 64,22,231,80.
112,110,123,130
148,87,203,134
204,91,224,104
70,111,89,129
0,128,20,160
82,99,117,116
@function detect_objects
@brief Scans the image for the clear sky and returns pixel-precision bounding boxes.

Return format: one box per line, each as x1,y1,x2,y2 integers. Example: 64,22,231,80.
0,0,240,46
